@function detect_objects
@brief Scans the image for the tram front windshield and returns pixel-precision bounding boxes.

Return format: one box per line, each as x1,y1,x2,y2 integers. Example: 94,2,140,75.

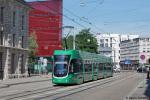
53,55,70,77
54,63,68,77
54,55,70,62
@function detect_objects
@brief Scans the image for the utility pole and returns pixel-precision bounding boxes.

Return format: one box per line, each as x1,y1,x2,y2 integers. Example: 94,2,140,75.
62,26,74,50
73,28,75,50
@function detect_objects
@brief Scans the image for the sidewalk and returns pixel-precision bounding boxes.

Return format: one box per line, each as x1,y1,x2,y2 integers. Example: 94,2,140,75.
126,78,150,100
0,74,52,89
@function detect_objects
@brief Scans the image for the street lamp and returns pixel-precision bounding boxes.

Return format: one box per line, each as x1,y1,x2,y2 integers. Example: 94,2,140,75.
87,39,90,43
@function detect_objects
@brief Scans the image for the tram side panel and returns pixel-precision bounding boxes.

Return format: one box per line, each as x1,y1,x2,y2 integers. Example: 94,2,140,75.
92,63,98,80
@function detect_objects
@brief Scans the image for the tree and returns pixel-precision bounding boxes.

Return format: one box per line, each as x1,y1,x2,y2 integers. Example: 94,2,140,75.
76,28,98,53
62,28,98,53
28,32,38,63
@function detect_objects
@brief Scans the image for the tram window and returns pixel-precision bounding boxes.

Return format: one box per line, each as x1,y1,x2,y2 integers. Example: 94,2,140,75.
107,67,111,70
54,63,68,77
70,59,82,73
99,63,103,71
69,63,73,73
89,64,92,71
106,63,109,66
85,64,89,72
94,64,97,68
54,55,70,62
88,64,92,71
80,63,83,71
73,63,79,72
93,64,97,71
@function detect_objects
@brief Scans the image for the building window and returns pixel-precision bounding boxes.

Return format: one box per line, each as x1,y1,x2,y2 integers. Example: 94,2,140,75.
0,31,3,45
21,36,24,48
105,39,108,42
0,7,4,24
100,39,104,43
21,15,24,30
110,43,112,47
11,53,15,74
100,43,104,47
12,34,15,47
110,38,112,42
21,55,25,74
0,52,2,70
105,43,108,47
13,11,16,27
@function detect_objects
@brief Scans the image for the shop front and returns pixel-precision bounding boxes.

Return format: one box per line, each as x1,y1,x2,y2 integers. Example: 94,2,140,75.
120,60,139,70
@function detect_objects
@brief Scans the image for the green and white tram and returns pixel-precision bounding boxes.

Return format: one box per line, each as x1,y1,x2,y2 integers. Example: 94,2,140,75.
52,50,113,85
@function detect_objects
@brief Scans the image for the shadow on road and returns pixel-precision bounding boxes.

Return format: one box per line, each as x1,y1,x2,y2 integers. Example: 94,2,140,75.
144,79,150,99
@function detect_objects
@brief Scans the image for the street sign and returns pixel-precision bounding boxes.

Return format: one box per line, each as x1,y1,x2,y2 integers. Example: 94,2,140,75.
124,59,131,64
140,54,145,60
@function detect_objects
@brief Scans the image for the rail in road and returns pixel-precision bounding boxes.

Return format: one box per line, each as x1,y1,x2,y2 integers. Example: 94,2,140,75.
0,72,138,100
0,72,142,100
30,73,138,100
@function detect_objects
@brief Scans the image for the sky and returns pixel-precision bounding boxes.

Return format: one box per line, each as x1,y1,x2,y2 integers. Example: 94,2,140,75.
25,0,150,37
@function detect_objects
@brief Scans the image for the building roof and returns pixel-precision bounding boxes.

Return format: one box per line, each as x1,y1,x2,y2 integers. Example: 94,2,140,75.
121,37,150,43
16,0,31,8
28,0,62,15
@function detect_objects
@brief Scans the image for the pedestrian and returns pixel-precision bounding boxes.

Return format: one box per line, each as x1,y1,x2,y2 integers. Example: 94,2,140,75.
147,67,150,79
28,67,31,77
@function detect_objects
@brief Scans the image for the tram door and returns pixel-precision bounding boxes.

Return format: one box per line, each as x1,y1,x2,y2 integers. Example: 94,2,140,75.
0,52,3,79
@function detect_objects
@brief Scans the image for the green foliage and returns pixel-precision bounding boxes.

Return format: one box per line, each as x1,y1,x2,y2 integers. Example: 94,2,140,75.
62,28,98,53
62,35,73,49
76,28,98,53
28,32,38,63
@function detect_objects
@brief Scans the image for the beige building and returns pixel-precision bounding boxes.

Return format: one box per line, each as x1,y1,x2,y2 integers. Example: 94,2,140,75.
0,0,30,79
120,38,150,70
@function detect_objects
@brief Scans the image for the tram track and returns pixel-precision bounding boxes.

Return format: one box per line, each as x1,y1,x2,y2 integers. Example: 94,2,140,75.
0,85,67,100
12,72,136,100
36,72,137,100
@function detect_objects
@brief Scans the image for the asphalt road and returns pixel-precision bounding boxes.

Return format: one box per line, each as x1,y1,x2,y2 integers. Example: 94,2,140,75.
55,72,144,100
0,72,146,100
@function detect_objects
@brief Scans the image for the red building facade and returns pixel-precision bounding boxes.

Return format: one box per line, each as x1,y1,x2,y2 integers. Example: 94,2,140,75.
28,0,62,57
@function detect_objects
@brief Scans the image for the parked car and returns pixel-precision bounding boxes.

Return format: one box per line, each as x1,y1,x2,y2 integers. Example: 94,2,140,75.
113,67,121,73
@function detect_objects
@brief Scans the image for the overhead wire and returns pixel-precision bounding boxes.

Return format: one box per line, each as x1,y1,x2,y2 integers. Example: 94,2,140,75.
33,0,106,34
35,0,88,28
63,7,105,33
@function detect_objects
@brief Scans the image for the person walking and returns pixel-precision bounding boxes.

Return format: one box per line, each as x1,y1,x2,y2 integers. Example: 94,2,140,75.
147,67,150,79
28,67,31,77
